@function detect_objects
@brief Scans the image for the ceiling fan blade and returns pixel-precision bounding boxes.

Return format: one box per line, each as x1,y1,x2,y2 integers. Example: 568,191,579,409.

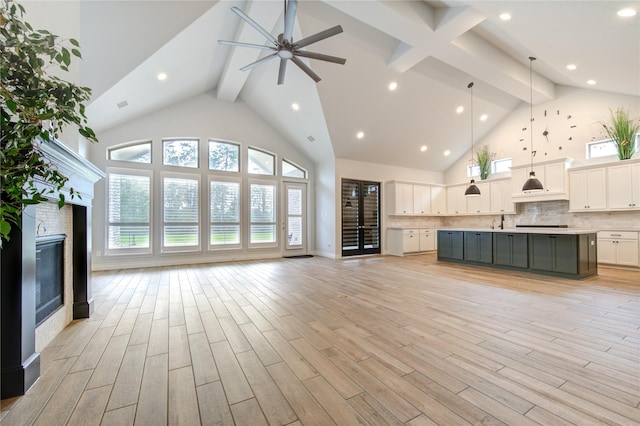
218,40,277,52
231,6,279,46
295,50,346,65
240,53,278,71
283,0,298,43
293,25,343,49
277,59,288,85
291,56,321,82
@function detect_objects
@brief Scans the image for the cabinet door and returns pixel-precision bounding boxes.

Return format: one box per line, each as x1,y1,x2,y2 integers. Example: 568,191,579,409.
616,239,639,266
553,235,578,274
511,234,528,268
569,170,588,211
419,230,435,251
438,231,463,259
403,230,420,253
431,186,447,215
464,232,492,263
413,185,431,215
529,235,553,271
467,182,490,214
544,162,564,193
597,239,617,263
399,183,414,214
447,186,467,215
607,164,634,209
490,180,514,213
586,168,607,209
493,233,512,266
632,163,640,208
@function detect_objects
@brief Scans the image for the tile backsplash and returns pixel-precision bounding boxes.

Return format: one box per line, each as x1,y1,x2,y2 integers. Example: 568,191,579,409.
387,201,639,231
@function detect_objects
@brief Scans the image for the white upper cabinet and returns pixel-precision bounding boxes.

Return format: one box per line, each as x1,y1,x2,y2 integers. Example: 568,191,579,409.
466,181,491,214
511,158,573,203
569,167,607,211
607,161,640,210
489,179,515,214
387,181,414,215
430,186,447,215
413,184,432,215
447,184,468,215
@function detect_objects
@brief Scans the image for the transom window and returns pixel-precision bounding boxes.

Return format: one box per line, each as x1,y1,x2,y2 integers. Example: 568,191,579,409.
248,147,275,175
467,158,512,177
586,135,639,159
209,140,240,172
108,141,151,163
282,159,306,178
163,139,198,168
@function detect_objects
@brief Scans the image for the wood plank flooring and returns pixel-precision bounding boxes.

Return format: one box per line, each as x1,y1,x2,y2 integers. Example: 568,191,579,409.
2,253,639,425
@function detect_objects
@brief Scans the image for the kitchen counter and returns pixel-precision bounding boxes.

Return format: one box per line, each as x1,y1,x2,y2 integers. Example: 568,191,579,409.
437,229,598,279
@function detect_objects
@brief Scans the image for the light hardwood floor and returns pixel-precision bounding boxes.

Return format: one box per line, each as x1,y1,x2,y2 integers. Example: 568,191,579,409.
2,253,639,425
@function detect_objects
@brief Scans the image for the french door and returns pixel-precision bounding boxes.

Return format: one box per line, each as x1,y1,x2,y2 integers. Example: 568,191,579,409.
283,182,307,257
341,179,381,257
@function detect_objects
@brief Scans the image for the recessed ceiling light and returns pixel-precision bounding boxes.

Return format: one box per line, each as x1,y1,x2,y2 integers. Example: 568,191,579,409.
480,114,488,122
456,106,464,114
291,102,300,111
617,8,637,17
587,79,597,85
388,81,398,91
157,72,167,81
356,131,365,139
444,150,451,156
499,13,511,21
420,145,427,152
566,64,577,71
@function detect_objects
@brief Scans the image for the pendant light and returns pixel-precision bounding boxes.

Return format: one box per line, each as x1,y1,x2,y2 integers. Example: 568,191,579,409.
522,56,544,192
465,81,481,196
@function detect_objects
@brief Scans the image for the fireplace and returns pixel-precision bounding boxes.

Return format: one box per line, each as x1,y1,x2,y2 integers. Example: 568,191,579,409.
35,234,66,326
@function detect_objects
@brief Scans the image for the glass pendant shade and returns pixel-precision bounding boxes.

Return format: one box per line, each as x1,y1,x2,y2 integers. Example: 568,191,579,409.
522,171,544,191
465,179,481,196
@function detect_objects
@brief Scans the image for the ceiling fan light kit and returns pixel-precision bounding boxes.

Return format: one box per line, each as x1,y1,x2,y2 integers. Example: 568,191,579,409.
522,56,544,192
218,0,346,85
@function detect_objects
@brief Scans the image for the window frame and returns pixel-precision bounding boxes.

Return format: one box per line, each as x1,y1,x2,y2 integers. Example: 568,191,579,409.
282,158,307,179
586,135,639,160
162,138,199,168
467,157,512,177
248,147,276,176
161,171,202,253
248,178,278,248
208,176,242,250
107,140,152,164
105,167,153,256
208,139,241,173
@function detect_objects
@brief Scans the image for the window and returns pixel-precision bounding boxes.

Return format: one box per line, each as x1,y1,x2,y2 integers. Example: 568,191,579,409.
163,139,198,168
282,159,306,178
210,179,241,247
250,182,277,245
587,136,638,159
163,175,199,248
209,140,240,172
108,141,151,163
107,170,151,253
248,147,275,175
467,158,512,177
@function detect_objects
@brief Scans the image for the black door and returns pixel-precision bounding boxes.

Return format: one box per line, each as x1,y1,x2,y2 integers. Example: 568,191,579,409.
341,179,381,256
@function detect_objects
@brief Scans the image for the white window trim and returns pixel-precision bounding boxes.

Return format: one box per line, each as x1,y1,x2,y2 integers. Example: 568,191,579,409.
248,178,278,249
105,167,153,256
586,134,639,160
248,146,277,176
162,137,200,169
467,158,512,177
208,175,242,251
161,171,202,253
282,158,308,179
107,139,152,164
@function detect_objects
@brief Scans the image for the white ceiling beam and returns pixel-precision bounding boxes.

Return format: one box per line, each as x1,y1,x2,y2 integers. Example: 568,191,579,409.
216,1,282,102
324,0,555,103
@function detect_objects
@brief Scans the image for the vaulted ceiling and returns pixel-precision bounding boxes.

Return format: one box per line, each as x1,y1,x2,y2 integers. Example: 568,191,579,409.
68,1,639,172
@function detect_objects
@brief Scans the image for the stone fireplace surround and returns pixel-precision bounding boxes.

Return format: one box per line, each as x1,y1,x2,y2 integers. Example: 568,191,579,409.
0,139,104,399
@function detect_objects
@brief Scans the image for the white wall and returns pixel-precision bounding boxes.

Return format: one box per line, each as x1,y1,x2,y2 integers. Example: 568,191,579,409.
315,158,337,258
445,87,640,185
87,92,317,270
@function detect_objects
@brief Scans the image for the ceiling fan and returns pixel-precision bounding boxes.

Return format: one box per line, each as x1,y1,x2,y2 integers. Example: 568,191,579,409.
218,0,346,85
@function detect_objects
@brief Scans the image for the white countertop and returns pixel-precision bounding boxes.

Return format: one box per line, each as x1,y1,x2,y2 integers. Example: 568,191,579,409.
437,228,598,235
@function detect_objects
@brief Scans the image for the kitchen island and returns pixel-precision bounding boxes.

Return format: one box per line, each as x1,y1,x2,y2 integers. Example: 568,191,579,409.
437,228,598,279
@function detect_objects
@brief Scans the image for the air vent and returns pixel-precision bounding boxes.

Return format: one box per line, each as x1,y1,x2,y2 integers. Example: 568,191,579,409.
307,135,315,142
117,100,129,109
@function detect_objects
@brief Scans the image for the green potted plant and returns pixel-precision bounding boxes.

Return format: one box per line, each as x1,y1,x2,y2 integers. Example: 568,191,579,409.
0,0,97,246
601,108,639,160
475,145,494,180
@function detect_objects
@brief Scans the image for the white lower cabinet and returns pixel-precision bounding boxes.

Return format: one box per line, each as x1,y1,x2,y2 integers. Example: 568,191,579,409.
597,231,639,267
388,228,436,256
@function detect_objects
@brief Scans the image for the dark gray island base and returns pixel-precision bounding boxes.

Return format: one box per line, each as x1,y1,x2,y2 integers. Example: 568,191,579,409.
437,229,598,279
